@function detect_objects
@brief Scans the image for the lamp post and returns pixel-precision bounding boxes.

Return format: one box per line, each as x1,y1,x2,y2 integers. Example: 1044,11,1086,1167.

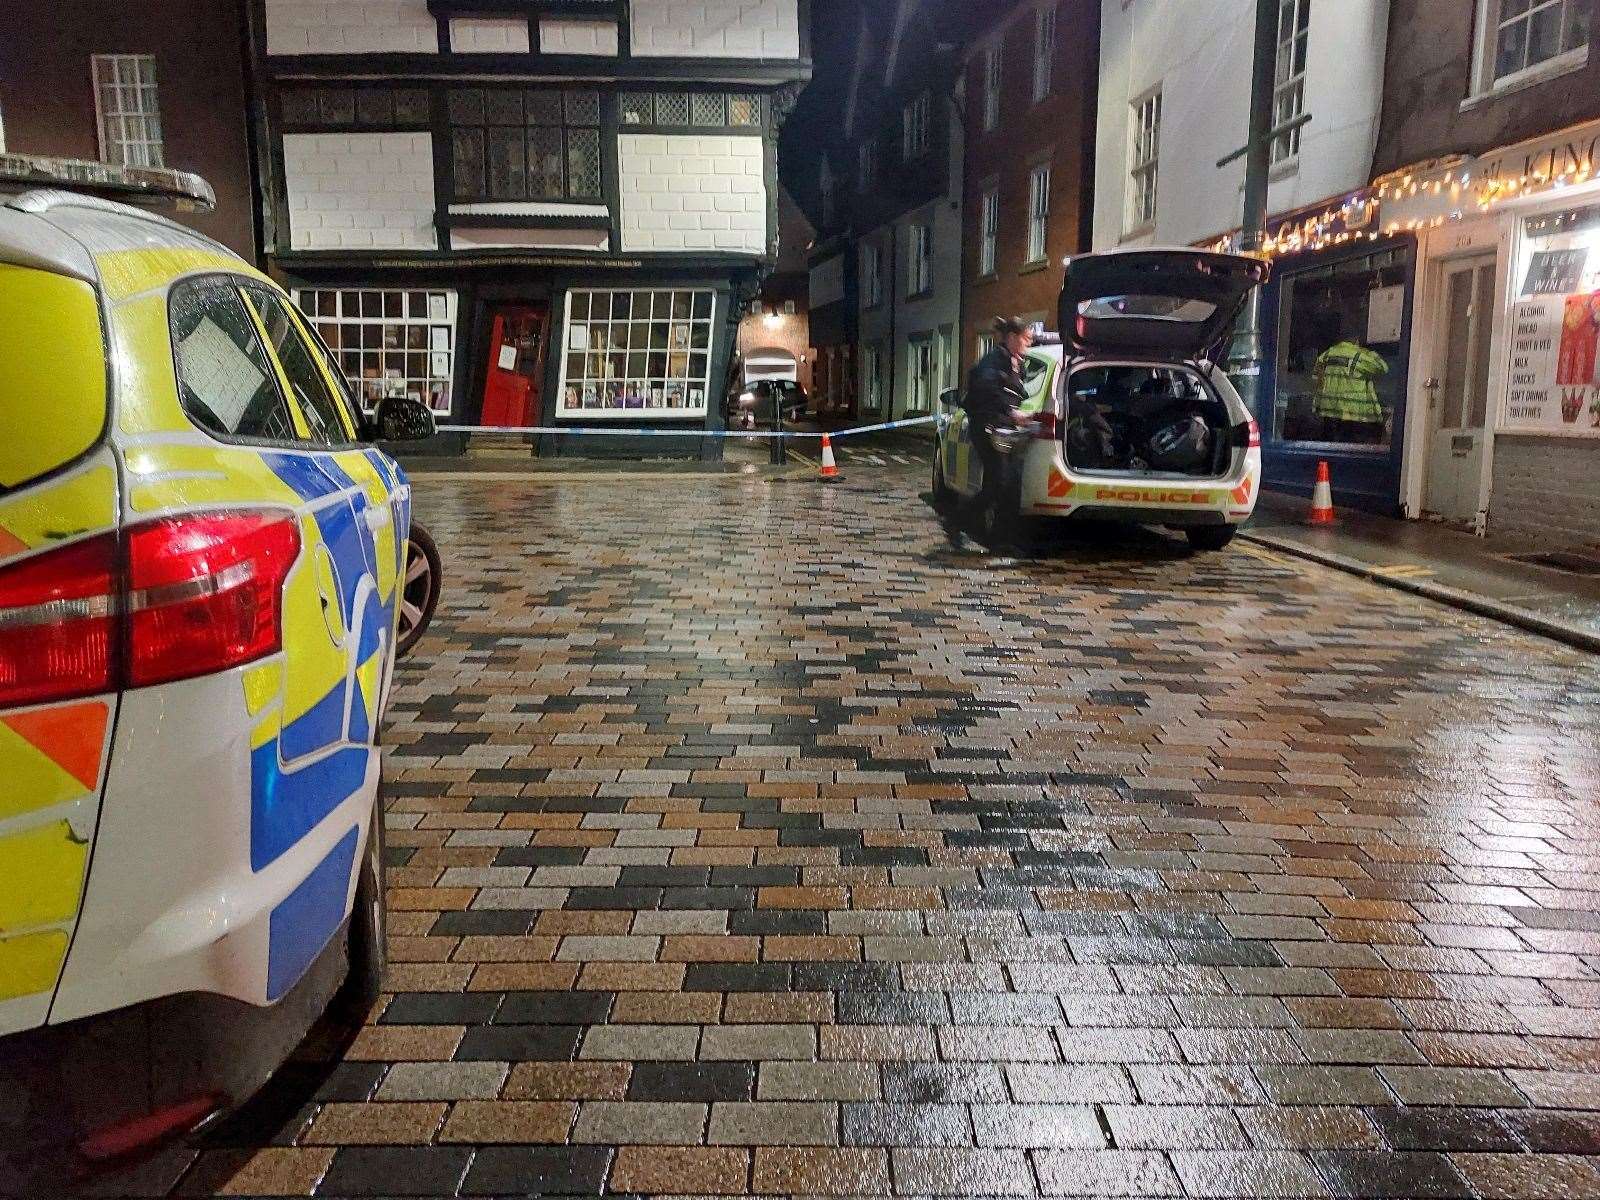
1216,0,1307,419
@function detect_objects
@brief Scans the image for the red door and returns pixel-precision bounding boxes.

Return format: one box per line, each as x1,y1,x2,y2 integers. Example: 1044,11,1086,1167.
479,305,549,427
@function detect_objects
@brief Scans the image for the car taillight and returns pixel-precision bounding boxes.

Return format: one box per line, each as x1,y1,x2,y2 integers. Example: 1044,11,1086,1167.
1030,412,1059,439
0,534,119,709
0,510,301,711
126,511,301,688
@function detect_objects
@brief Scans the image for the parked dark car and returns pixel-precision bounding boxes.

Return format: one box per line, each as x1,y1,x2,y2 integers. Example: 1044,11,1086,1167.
728,379,808,429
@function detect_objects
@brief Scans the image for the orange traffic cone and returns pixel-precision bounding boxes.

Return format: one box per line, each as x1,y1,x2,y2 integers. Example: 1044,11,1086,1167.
819,434,839,481
1307,460,1336,525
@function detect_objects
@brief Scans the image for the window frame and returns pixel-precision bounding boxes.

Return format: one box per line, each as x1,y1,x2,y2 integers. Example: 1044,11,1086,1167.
168,274,305,449
447,86,603,205
863,242,884,309
1271,0,1311,165
902,91,931,161
1033,3,1058,104
909,222,934,296
618,91,764,131
92,54,163,168
983,44,1003,132
863,342,885,412
555,288,718,421
1027,164,1052,265
979,188,1000,277
293,287,459,416
243,286,361,447
1128,88,1162,234
1472,0,1591,94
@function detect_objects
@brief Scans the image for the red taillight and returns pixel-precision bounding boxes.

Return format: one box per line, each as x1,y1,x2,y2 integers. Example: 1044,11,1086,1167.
1030,412,1060,439
0,510,300,711
0,534,119,709
1248,418,1262,448
126,511,301,688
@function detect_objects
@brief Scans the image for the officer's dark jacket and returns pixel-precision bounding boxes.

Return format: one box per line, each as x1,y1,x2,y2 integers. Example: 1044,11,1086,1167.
964,347,1027,425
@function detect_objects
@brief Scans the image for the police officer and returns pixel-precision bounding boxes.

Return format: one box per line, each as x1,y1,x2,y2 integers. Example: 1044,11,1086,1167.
944,316,1033,549
1312,321,1389,443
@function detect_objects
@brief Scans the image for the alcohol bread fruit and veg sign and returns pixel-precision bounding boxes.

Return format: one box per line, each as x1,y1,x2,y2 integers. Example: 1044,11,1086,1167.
1506,217,1600,436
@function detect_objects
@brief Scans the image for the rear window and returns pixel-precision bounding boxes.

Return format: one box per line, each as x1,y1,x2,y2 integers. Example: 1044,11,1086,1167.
0,264,106,490
1078,295,1218,322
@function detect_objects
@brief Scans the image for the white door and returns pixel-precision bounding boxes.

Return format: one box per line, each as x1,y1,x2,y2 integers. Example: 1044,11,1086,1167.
1423,256,1496,522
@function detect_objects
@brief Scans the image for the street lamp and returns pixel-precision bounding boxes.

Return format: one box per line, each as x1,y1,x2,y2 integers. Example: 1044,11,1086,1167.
1215,0,1312,419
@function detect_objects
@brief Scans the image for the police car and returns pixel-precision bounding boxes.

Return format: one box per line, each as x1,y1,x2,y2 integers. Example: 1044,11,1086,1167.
0,156,435,1163
934,249,1269,551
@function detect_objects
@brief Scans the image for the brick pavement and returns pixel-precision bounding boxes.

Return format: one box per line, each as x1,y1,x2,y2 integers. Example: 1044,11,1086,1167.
89,468,1600,1198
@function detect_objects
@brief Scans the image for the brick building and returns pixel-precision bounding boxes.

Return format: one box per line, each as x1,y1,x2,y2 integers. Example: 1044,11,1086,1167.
248,0,811,456
1372,0,1598,546
959,0,1099,373
0,0,258,259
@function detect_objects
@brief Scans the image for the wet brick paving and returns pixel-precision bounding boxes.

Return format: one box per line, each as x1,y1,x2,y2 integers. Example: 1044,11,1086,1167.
84,467,1600,1198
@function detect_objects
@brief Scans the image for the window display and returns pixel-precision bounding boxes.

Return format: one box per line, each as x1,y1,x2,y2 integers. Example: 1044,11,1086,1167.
558,289,716,417
1503,203,1600,434
1272,246,1409,447
294,288,457,414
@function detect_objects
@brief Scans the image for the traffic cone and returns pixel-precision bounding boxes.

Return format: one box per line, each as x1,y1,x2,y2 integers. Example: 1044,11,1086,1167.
1307,460,1336,525
819,434,840,481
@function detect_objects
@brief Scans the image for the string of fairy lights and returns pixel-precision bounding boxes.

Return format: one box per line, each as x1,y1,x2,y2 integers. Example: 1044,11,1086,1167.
1206,153,1599,260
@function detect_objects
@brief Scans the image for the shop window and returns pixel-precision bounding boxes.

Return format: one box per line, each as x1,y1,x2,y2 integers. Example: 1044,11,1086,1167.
1128,89,1161,232
1502,203,1600,433
1027,164,1052,264
92,55,163,168
1033,3,1057,103
1271,247,1410,448
1478,0,1590,92
281,87,429,130
902,92,931,160
449,88,601,203
980,188,999,277
1272,0,1310,163
293,288,457,414
982,44,1002,132
558,289,716,417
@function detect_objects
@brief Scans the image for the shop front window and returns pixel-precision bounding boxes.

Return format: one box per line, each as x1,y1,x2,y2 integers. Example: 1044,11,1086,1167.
1503,203,1600,433
558,289,716,418
295,288,457,414
1272,247,1409,448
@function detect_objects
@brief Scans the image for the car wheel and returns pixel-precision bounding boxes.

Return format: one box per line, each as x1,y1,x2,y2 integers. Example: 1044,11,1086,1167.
931,449,955,507
333,792,386,1024
1186,525,1239,552
396,522,442,659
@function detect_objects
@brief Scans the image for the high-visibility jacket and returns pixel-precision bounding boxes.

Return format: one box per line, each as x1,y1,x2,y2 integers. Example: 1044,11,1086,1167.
1313,341,1388,423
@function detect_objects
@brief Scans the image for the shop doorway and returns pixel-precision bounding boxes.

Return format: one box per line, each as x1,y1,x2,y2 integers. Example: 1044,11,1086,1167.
1422,255,1496,523
479,305,549,428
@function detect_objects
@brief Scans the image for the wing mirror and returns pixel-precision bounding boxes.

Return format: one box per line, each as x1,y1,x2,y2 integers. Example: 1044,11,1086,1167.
369,395,437,442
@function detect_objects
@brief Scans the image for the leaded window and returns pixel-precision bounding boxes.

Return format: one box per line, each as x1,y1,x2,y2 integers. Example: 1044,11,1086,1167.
449,87,602,203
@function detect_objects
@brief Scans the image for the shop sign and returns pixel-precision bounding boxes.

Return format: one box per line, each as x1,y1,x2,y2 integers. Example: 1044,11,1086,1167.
1505,292,1600,433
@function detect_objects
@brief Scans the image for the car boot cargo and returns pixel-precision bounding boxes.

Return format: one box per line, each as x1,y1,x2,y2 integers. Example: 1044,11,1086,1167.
1064,364,1235,479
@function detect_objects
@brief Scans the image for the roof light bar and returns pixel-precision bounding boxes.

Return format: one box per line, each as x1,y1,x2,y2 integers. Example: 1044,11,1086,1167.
0,154,216,211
